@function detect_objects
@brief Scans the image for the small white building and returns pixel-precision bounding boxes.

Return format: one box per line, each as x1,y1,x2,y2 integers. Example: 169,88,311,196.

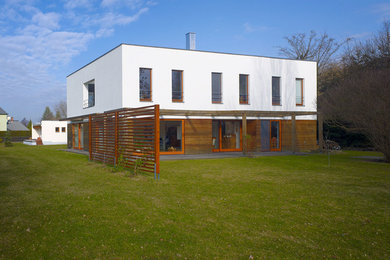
32,120,68,145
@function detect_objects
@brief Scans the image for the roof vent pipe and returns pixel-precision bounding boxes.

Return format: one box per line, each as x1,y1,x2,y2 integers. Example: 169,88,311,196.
186,32,196,50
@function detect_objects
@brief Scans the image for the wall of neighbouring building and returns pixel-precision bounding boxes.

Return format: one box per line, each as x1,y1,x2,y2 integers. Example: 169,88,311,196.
0,114,7,131
32,126,41,139
40,121,68,145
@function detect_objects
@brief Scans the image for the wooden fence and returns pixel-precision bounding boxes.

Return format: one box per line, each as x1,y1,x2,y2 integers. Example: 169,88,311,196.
89,105,160,176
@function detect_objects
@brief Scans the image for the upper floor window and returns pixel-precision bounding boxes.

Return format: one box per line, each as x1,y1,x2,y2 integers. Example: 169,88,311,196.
239,74,249,104
140,68,152,101
172,70,183,102
55,127,59,133
62,127,66,132
83,80,95,108
296,78,304,106
212,72,222,103
272,76,281,105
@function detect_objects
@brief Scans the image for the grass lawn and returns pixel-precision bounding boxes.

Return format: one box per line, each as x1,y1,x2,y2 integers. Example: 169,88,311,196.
1,144,390,259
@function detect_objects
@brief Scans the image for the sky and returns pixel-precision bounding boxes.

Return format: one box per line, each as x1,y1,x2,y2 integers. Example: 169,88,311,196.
0,0,389,123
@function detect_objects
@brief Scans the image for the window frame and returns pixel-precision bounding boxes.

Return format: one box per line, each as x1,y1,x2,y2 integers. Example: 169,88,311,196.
61,127,66,133
272,76,281,106
55,127,59,133
296,78,304,106
172,70,183,102
160,119,185,155
211,72,222,104
83,79,95,109
139,68,152,102
239,74,249,105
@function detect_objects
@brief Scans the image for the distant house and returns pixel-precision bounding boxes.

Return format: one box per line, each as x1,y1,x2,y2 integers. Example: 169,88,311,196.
31,120,68,145
0,107,7,131
0,114,30,142
7,119,29,132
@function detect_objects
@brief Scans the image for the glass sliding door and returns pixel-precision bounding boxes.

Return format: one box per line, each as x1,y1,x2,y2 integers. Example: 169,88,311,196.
212,120,242,152
270,120,281,151
72,123,83,150
212,121,220,151
74,124,79,148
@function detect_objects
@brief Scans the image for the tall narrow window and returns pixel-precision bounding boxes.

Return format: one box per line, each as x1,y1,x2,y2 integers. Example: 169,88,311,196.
272,77,281,105
172,70,183,102
139,68,152,101
239,74,249,104
296,78,303,106
88,83,95,107
212,72,222,103
83,80,95,108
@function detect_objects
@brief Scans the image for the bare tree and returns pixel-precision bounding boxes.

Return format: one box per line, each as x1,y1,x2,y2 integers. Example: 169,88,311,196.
322,20,390,162
279,31,348,74
322,68,390,161
54,101,67,119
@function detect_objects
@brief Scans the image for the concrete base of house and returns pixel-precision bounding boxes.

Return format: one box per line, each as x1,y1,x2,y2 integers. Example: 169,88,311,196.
160,151,308,161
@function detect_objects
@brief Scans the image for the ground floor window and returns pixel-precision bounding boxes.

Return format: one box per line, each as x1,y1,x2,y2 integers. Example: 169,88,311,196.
270,120,281,151
212,120,242,152
261,120,282,151
160,120,184,154
72,123,84,150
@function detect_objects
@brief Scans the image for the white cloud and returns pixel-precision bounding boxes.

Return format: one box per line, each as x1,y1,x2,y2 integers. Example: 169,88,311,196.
32,11,61,30
244,22,269,33
101,0,144,9
64,0,92,9
95,7,148,29
0,0,152,121
372,3,390,16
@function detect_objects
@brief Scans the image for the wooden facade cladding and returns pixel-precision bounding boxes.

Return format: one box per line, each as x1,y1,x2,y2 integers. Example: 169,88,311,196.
282,120,318,152
247,120,261,152
89,105,160,175
184,119,212,154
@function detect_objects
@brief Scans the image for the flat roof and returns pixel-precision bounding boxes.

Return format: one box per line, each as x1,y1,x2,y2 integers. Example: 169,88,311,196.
67,43,317,78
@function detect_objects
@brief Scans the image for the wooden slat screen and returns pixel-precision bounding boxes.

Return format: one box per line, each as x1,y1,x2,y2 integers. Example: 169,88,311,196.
89,105,160,175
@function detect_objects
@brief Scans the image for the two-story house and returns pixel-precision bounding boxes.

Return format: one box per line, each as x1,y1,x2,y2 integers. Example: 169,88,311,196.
66,35,319,155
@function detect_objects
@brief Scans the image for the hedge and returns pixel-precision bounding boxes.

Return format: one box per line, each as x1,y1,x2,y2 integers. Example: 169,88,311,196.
0,131,31,142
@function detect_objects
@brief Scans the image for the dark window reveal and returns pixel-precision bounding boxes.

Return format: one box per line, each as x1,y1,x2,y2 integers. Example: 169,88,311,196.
172,70,183,102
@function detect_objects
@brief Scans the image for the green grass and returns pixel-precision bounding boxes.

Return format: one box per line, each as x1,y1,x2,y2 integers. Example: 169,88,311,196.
1,144,390,259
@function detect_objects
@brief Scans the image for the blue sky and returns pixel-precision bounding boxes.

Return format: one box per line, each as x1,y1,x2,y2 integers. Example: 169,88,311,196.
0,0,389,122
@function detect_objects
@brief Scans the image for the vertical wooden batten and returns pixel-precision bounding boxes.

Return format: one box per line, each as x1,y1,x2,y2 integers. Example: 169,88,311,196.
318,113,324,151
291,114,296,154
114,111,119,165
154,104,160,176
88,115,92,160
242,112,247,155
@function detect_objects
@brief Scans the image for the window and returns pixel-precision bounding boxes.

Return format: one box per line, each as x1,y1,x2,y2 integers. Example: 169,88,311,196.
239,74,249,104
172,70,183,102
160,120,184,154
140,68,152,101
55,127,59,133
62,127,66,132
83,80,95,108
212,72,222,103
296,78,303,106
272,77,281,105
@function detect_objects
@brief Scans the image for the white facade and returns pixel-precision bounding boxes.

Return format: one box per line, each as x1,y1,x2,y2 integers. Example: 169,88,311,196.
67,44,317,119
32,120,68,145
